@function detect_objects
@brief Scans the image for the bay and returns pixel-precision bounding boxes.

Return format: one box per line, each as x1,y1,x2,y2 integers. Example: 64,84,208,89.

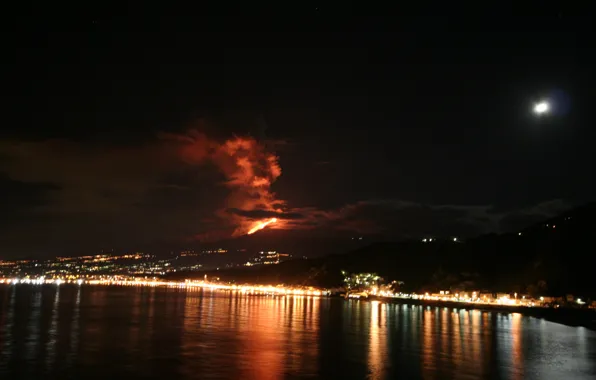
0,285,594,379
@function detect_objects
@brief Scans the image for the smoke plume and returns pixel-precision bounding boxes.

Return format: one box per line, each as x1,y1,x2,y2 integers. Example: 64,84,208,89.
163,130,285,236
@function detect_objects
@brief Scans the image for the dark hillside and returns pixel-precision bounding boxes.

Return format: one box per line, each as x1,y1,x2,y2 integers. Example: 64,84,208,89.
173,203,596,297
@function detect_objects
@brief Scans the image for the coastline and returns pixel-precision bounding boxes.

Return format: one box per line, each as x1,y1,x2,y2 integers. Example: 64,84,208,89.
349,295,596,330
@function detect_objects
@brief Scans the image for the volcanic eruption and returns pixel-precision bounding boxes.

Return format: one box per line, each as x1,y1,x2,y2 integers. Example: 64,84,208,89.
165,130,285,237
247,218,278,235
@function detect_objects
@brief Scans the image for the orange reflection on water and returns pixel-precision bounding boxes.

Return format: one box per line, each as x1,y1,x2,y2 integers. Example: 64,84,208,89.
421,307,488,379
292,296,319,373
181,292,320,380
368,300,388,378
45,287,60,370
421,307,434,378
511,313,524,380
453,309,486,377
440,308,448,365
471,310,483,376
243,296,284,380
462,311,470,363
0,287,15,368
128,287,142,353
67,286,82,367
452,310,462,372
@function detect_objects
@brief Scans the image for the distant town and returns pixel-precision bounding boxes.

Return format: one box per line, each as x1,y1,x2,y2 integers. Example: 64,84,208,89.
2,248,595,314
3,202,596,318
0,248,296,281
338,271,595,310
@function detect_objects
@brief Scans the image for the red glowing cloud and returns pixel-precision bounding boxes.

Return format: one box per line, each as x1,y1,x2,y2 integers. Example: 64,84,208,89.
163,130,285,236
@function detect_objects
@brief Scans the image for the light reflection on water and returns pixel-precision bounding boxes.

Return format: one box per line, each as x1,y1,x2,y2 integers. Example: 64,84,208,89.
0,285,595,379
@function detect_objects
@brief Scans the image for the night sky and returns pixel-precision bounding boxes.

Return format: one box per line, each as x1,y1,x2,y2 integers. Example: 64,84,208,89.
1,5,594,258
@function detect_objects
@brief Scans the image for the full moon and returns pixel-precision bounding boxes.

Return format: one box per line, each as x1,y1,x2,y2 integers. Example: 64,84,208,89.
533,101,550,115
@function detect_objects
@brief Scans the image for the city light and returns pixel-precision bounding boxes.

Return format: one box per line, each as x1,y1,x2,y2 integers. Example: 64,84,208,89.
339,271,570,309
1,273,588,310
0,275,325,298
2,253,589,311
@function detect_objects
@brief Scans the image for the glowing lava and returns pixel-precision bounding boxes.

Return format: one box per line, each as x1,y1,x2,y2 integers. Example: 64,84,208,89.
247,218,277,235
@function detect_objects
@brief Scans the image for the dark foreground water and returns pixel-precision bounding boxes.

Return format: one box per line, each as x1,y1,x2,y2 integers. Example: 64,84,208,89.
0,285,595,379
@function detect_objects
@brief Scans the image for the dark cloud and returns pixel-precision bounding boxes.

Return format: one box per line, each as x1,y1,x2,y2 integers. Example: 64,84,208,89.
0,136,222,256
283,200,495,237
0,134,575,257
498,199,572,232
0,132,299,254
0,138,179,214
284,199,571,239
226,208,304,220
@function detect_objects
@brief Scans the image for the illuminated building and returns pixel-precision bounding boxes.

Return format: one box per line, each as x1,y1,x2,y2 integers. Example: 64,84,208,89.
244,251,291,266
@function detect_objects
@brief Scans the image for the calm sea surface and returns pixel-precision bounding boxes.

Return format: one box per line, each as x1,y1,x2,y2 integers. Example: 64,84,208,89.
0,285,595,379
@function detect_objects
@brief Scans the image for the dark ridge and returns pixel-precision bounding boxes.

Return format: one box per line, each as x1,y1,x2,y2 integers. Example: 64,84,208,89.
171,202,596,298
